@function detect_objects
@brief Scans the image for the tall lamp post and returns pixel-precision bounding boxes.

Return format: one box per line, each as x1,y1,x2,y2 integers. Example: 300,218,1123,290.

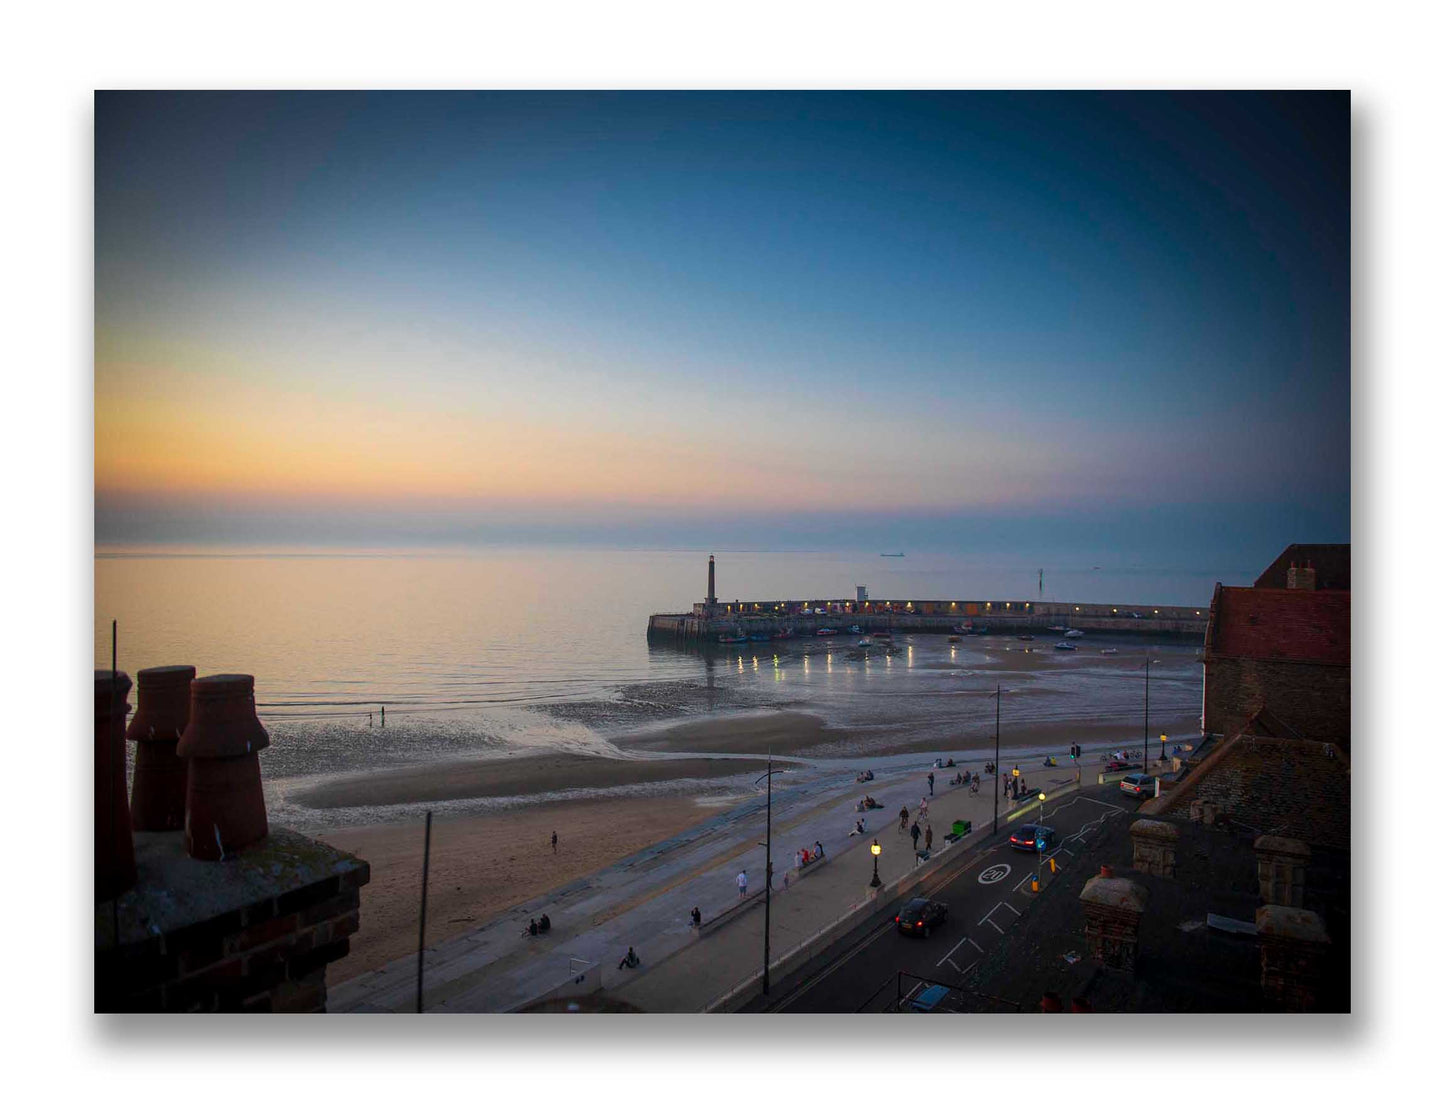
1036,791,1047,881
754,755,783,996
870,840,882,888
1159,732,1169,762
992,683,1002,835
1142,657,1151,770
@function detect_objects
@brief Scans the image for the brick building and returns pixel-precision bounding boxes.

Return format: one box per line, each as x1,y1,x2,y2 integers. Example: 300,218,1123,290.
1201,546,1351,747
1252,543,1351,591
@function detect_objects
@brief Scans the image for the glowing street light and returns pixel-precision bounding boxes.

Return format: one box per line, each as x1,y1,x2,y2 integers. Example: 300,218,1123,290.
870,840,882,888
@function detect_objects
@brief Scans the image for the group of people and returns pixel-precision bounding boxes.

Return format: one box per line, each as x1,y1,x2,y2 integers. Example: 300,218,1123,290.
1005,773,1028,799
854,769,875,783
856,794,882,812
525,913,552,937
794,842,825,869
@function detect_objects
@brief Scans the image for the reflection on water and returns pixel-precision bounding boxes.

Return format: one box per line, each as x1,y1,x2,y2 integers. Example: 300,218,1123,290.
96,546,1217,780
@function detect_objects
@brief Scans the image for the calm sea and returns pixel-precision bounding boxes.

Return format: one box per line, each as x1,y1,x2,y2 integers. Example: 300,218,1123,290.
95,547,1246,786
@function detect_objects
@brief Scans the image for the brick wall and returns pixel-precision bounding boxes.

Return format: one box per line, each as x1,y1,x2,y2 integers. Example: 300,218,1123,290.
97,827,370,1013
1203,655,1350,746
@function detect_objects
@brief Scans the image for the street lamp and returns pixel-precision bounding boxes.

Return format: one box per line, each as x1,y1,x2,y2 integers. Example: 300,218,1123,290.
754,757,785,996
1159,732,1168,762
1036,792,1047,880
869,840,882,888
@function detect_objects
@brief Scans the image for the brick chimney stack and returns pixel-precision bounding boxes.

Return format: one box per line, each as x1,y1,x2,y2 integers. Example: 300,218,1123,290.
177,674,271,860
126,665,195,831
1286,561,1317,591
96,670,137,901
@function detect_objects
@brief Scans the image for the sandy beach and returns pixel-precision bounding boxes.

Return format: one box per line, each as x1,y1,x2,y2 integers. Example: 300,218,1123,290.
320,792,742,982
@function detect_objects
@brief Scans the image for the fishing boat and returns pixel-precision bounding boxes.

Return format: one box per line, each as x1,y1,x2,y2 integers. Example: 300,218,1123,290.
857,636,874,648
774,627,795,640
718,634,749,645
816,627,839,636
1100,647,1119,655
1048,624,1066,632
1054,640,1077,651
1064,629,1085,638
947,635,961,642
1016,634,1034,641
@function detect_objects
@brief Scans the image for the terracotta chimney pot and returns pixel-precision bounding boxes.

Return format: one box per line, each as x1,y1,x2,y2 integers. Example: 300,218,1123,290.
95,670,137,901
178,674,270,860
126,665,194,831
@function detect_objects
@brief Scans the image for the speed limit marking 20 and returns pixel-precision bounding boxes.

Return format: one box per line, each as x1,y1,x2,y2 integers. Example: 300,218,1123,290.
978,863,1012,885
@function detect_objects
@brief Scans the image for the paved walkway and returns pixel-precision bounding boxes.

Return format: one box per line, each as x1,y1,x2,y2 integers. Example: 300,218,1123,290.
329,749,1084,1012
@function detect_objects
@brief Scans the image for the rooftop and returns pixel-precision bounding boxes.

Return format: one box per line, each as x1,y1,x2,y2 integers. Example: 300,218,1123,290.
1253,543,1351,591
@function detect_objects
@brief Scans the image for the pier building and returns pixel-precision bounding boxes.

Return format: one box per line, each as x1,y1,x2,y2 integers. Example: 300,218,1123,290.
646,556,1209,643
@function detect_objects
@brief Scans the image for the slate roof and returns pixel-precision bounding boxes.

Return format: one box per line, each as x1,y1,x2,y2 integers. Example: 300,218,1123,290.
1207,585,1350,666
1253,543,1351,591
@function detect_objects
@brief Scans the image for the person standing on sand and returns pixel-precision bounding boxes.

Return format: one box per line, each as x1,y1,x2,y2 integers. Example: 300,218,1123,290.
925,824,933,851
551,831,558,853
927,771,935,796
737,870,748,897
380,705,385,727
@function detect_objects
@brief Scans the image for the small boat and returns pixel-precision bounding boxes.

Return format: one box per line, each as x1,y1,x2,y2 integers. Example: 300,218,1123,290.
816,628,838,636
719,634,749,645
1064,629,1084,638
872,628,893,639
1100,647,1118,655
880,552,905,557
847,625,864,634
1016,634,1034,641
1054,641,1077,651
947,635,961,643
857,636,874,648
1048,625,1066,632
774,627,795,640
748,633,772,642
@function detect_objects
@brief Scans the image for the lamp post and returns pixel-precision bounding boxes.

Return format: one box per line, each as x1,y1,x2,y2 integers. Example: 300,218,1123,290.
870,840,882,888
1036,792,1047,880
992,683,1001,836
1142,657,1151,770
754,756,783,996
1159,732,1168,762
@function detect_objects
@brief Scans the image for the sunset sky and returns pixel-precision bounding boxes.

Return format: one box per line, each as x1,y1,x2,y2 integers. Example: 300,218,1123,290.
95,92,1349,559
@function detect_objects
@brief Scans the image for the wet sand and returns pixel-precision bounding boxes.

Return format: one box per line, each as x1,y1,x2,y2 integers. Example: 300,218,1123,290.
320,794,739,983
615,710,855,756
292,752,772,810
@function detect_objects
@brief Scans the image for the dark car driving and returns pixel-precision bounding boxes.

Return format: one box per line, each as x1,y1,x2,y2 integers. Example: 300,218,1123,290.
1008,824,1057,853
895,896,948,937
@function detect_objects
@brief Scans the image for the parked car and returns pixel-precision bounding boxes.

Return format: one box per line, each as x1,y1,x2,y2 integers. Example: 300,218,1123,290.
903,984,951,1012
1120,773,1154,797
1103,759,1132,773
894,896,949,938
1008,824,1057,853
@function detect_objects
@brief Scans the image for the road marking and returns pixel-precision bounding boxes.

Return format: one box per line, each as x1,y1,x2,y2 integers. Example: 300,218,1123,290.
937,933,976,968
978,863,1011,885
999,901,1020,916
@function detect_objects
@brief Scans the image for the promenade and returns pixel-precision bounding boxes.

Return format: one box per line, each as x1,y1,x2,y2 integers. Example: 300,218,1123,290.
329,750,1095,1013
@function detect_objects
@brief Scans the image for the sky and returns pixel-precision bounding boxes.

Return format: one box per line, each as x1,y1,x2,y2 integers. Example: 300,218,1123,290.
95,92,1350,562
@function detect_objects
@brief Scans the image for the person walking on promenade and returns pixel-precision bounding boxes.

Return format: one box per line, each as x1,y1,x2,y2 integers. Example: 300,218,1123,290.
814,840,825,860
910,821,921,850
899,806,909,834
380,705,385,727
551,830,558,853
927,771,935,796
690,906,702,928
737,869,748,897
925,824,933,851
918,796,928,823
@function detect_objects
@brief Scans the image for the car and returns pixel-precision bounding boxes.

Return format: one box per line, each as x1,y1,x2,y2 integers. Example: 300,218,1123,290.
1103,759,1132,773
1120,773,1154,797
1008,824,1057,853
894,896,948,937
902,984,951,1012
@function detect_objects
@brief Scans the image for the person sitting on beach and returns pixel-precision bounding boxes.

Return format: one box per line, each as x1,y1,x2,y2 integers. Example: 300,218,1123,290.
850,818,866,836
946,758,956,768
617,946,640,970
814,840,825,860
952,772,964,785
690,906,702,928
538,914,551,933
528,918,539,937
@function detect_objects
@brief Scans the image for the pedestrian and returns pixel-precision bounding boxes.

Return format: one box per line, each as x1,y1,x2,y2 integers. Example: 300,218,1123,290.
927,771,935,796
737,869,748,897
814,840,825,860
925,824,933,850
551,830,558,853
380,705,385,726
910,821,921,849
367,712,373,726
690,906,702,927
899,806,909,833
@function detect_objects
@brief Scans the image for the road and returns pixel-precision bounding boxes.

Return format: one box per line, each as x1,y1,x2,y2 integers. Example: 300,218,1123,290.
758,782,1141,1012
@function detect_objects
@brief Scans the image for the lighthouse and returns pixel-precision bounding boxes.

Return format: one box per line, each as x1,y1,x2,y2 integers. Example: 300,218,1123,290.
707,554,717,612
